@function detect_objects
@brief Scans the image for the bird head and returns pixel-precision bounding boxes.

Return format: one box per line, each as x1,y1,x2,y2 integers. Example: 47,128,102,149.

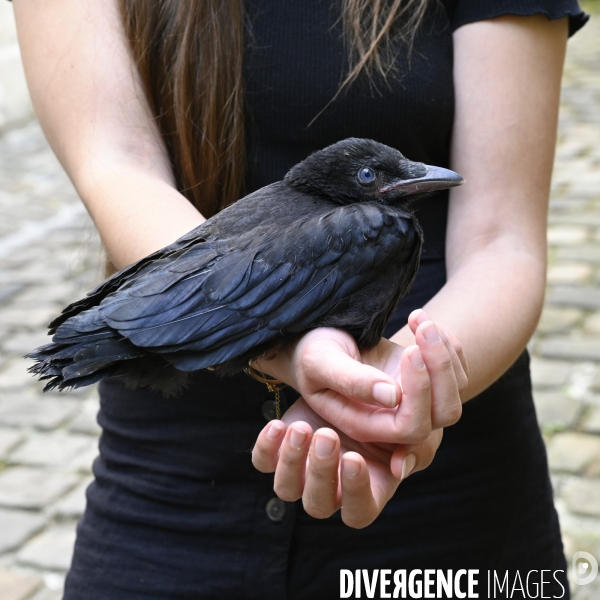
284,138,464,206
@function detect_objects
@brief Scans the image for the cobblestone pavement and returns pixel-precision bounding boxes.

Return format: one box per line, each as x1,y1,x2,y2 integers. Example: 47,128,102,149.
1,14,600,600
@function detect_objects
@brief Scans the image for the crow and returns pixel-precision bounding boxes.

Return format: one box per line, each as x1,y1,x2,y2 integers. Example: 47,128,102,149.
27,138,464,395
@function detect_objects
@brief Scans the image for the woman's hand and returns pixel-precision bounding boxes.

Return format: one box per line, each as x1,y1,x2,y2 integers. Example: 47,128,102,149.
259,309,467,445
252,310,467,527
252,398,443,528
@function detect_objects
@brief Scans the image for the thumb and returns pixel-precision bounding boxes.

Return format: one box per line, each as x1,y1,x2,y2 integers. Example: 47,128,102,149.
295,333,401,409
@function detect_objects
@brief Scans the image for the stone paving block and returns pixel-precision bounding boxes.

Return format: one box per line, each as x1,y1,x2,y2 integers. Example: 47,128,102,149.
569,177,600,199
536,306,583,334
569,362,599,399
560,520,600,562
0,283,23,305
0,306,56,331
547,433,600,474
582,406,600,434
0,396,79,431
584,310,600,335
9,433,97,468
0,569,42,600
556,499,600,558
547,225,589,245
0,48,33,132
564,478,600,518
547,198,591,212
52,477,92,520
593,369,600,392
557,245,600,264
0,508,46,554
68,442,98,473
15,284,78,307
530,356,573,387
43,573,65,591
571,580,600,600
548,214,600,227
0,428,23,459
0,360,35,391
0,262,66,286
533,391,583,429
538,337,600,362
17,524,76,572
3,332,53,358
30,589,63,600
546,286,600,309
547,262,593,284
69,399,101,436
0,467,79,510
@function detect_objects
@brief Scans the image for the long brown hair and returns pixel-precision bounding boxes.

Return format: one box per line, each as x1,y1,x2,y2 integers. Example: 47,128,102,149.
118,0,429,219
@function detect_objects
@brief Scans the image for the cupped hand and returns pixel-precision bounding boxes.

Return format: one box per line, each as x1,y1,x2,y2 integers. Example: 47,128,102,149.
252,397,443,528
252,310,468,527
258,309,468,445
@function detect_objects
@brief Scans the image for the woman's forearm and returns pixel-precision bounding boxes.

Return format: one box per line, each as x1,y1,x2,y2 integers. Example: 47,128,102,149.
392,14,569,402
13,0,204,270
75,161,204,269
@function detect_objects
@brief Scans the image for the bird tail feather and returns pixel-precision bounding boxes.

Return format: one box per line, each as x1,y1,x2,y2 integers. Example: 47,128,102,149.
26,332,144,392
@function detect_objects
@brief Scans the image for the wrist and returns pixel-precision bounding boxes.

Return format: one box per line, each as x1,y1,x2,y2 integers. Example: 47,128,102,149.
254,342,299,390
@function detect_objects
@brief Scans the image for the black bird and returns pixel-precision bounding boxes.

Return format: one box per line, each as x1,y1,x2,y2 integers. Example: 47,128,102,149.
28,138,464,395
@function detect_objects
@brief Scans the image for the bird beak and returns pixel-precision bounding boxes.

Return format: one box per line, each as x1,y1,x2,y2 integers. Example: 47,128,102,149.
380,165,465,196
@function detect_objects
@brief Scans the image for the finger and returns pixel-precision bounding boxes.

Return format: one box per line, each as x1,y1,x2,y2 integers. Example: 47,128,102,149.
409,310,469,381
339,453,379,529
301,429,341,519
439,329,468,396
395,345,433,444
299,336,401,409
441,328,469,382
252,420,286,473
390,429,444,480
408,308,430,332
273,422,313,501
415,321,462,429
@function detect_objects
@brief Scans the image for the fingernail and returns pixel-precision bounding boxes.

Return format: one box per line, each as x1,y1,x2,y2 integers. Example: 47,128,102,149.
412,308,428,323
424,322,440,344
343,456,361,479
267,421,284,440
409,347,425,369
401,454,416,480
372,382,397,408
289,426,307,449
315,433,336,458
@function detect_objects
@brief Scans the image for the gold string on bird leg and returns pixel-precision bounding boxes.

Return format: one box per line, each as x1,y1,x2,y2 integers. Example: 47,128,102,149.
245,359,286,420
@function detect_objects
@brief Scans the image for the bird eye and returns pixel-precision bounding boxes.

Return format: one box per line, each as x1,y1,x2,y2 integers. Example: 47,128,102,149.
358,167,376,184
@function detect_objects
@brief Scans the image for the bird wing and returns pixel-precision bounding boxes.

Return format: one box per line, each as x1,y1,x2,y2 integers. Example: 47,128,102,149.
91,202,415,371
47,226,211,334
48,183,319,334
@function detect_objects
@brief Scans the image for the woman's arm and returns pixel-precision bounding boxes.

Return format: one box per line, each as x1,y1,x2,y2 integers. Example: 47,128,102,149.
12,0,205,267
392,14,568,400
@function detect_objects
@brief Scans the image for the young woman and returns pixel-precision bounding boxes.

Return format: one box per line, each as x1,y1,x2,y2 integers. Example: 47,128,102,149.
12,0,587,597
